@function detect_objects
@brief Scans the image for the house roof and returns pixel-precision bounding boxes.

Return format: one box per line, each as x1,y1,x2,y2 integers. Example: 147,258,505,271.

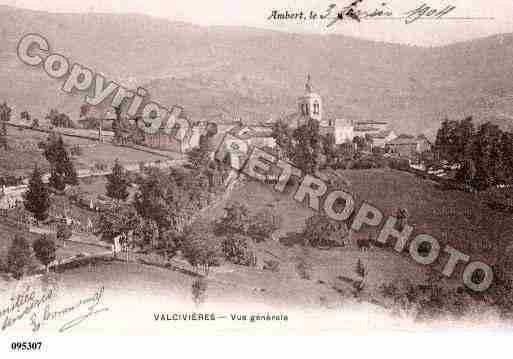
354,125,381,132
368,130,394,139
387,137,420,146
355,121,388,126
227,123,273,139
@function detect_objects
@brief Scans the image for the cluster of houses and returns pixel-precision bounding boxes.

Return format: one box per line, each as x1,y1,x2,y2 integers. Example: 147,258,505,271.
0,75,434,209
209,75,432,161
85,74,432,164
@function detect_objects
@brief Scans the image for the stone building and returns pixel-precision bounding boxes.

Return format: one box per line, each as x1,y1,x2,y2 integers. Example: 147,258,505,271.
385,135,432,158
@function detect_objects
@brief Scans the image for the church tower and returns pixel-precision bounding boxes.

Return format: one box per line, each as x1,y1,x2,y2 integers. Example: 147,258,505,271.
297,74,322,126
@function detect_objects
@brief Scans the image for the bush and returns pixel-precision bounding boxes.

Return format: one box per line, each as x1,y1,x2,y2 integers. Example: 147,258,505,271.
295,255,311,280
32,235,57,270
191,278,208,307
181,231,222,275
388,158,411,171
6,235,32,279
56,224,72,243
0,175,24,187
263,259,280,272
221,234,256,267
70,145,83,156
302,215,348,248
247,210,281,242
355,259,366,278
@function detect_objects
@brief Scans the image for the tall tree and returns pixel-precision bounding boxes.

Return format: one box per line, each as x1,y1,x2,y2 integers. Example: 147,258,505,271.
456,158,477,189
98,205,140,243
291,119,322,174
472,122,503,190
44,133,78,189
500,132,513,183
106,159,130,202
6,235,32,279
23,165,50,222
187,135,211,170
49,166,66,191
112,106,123,144
270,120,293,159
322,132,337,168
0,102,12,150
133,167,178,241
20,110,30,123
32,235,56,272
181,228,221,275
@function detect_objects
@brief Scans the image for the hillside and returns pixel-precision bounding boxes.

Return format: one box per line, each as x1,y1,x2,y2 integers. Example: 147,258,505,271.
1,5,513,137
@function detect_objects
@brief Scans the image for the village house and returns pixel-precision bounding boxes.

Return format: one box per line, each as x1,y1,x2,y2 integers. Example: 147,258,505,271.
385,135,432,158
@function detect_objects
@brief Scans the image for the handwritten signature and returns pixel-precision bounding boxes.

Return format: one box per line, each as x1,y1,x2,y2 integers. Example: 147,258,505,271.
268,1,457,26
323,1,456,25
1,284,109,333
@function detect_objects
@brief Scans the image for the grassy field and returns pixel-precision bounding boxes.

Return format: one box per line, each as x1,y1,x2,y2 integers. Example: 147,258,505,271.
0,220,107,267
337,168,513,266
189,168,513,302
0,127,50,177
1,126,181,177
73,142,180,171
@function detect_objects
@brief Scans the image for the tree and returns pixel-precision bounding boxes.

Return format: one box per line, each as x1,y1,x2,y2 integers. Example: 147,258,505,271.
354,259,367,298
191,278,208,307
500,132,513,184
31,118,39,129
186,135,212,170
133,167,176,240
46,109,74,128
56,223,72,244
271,120,293,159
472,122,503,190
6,235,32,279
97,205,139,243
213,202,250,237
62,155,78,186
302,214,348,248
221,234,256,267
434,117,475,164
0,102,12,150
49,166,65,191
32,235,56,272
355,258,366,278
353,136,366,151
20,110,30,123
112,106,123,144
247,209,281,242
322,132,337,168
44,133,78,189
106,159,130,202
23,165,50,222
290,119,322,174
456,158,476,188
181,229,222,275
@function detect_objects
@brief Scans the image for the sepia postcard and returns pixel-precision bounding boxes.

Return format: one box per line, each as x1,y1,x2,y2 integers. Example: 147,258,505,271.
0,0,513,356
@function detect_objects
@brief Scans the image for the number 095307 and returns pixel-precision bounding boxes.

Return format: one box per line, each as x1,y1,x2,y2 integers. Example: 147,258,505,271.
11,342,42,350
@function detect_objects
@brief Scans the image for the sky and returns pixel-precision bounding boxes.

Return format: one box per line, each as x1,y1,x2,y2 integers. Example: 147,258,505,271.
2,0,513,46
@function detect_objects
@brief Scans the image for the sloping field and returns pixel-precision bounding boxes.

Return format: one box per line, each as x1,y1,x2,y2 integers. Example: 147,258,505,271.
193,168,513,297
338,169,513,266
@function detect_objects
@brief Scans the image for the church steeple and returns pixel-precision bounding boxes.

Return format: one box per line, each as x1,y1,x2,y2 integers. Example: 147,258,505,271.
305,73,312,93
295,74,322,127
